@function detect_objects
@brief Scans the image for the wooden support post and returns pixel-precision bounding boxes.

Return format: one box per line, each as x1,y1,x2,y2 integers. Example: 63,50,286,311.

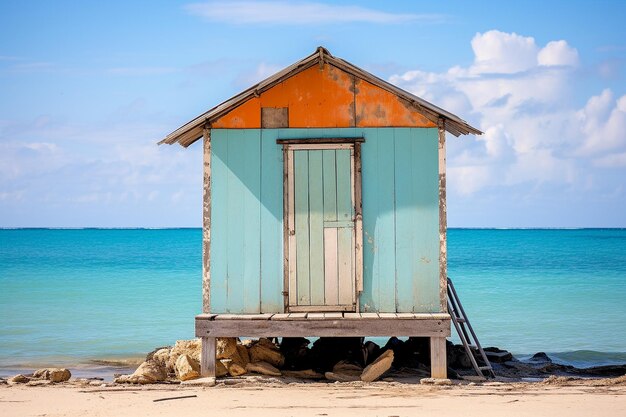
201,336,216,378
430,336,447,379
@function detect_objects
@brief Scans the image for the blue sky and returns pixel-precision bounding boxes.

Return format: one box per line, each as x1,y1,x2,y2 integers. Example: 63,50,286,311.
1,0,625,227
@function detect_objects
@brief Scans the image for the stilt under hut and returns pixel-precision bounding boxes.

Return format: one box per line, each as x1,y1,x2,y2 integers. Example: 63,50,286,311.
159,47,482,379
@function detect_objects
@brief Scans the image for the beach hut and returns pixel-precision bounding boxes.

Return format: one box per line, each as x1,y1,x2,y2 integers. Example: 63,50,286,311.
159,47,481,379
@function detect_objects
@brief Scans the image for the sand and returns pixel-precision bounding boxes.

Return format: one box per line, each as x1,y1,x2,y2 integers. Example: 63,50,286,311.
2,378,625,417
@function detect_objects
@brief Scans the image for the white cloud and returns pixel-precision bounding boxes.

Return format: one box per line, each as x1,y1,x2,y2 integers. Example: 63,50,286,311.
185,1,444,25
470,30,539,74
0,112,202,226
593,152,626,167
389,30,626,202
538,40,580,67
577,90,626,156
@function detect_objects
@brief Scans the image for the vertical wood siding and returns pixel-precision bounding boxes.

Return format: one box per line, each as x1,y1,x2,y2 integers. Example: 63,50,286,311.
260,130,284,313
211,129,282,313
292,149,354,307
210,127,440,314
360,128,440,313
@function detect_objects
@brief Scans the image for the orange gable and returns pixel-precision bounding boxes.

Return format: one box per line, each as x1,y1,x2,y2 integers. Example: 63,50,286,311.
212,64,436,129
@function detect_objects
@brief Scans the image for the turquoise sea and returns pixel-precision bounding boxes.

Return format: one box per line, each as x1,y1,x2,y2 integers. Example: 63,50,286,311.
1,228,625,377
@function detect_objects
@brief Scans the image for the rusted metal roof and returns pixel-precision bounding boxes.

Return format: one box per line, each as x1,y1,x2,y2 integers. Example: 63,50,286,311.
159,47,482,147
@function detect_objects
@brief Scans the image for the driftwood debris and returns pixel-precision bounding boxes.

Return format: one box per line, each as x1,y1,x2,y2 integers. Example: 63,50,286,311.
153,395,198,403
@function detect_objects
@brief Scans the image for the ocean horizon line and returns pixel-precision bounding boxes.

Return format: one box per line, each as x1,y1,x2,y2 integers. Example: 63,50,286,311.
1,227,625,231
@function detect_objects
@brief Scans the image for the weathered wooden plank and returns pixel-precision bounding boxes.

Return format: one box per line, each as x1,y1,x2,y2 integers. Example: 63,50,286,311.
288,312,307,319
378,313,398,319
196,313,218,320
335,149,354,307
294,150,310,306
322,150,337,222
200,337,216,378
282,144,290,312
416,313,450,320
374,128,397,312
209,130,228,313
349,147,357,311
430,336,447,378
359,129,378,312
196,317,450,338
438,120,448,313
323,227,339,305
354,142,363,295
202,128,211,314
214,314,273,320
225,130,246,312
324,312,343,319
396,313,416,319
288,305,354,312
213,314,240,320
308,150,325,306
286,143,353,150
276,137,365,144
410,128,440,313
360,312,380,319
287,148,297,308
337,227,353,305
394,128,414,313
270,313,291,321
307,313,326,320
241,129,262,313
335,149,352,222
343,312,361,319
323,220,353,228
260,130,284,313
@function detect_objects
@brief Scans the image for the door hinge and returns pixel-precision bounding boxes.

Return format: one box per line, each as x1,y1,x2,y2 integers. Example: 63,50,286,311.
282,291,289,296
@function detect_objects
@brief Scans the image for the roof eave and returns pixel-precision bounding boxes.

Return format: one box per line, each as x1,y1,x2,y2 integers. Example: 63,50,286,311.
158,47,482,146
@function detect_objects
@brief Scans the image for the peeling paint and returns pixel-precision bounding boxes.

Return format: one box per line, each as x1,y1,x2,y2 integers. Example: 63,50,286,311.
202,128,211,314
211,65,437,129
438,119,448,313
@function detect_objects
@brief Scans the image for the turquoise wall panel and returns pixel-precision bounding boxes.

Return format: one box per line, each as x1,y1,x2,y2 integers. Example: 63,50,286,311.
212,130,262,313
210,130,229,313
259,131,284,312
361,129,396,312
394,129,440,312
210,127,440,314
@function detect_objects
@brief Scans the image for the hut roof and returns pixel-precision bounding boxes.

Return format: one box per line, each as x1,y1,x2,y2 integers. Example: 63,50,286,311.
159,47,482,147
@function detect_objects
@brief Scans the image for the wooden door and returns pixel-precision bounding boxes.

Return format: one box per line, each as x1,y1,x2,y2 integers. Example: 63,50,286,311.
286,145,357,311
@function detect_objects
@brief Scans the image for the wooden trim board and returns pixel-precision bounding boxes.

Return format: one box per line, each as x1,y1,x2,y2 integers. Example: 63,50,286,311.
196,317,450,338
276,137,365,144
438,119,448,313
202,127,211,314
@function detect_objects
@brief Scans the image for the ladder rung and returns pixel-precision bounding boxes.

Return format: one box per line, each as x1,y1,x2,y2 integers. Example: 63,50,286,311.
455,318,466,323
478,366,493,370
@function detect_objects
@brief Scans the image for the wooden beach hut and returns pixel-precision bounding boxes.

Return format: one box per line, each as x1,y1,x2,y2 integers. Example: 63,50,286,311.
159,47,481,379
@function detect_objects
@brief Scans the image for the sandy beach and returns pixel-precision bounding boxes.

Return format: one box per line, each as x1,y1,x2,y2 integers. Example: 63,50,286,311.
2,377,625,417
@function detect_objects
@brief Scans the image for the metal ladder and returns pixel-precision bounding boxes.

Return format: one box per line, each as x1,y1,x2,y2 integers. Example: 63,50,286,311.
447,277,495,378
